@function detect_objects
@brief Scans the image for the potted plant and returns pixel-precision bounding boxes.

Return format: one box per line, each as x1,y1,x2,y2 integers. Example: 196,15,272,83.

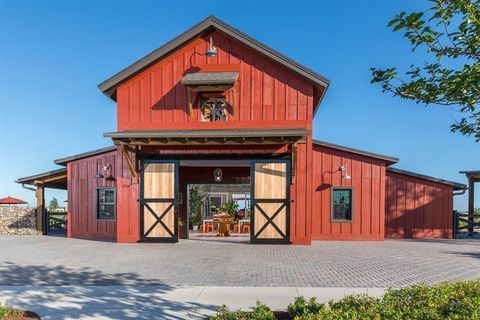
188,185,206,230
220,201,239,218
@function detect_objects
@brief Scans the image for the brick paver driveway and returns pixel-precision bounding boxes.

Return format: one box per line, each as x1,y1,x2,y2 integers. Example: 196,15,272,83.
0,236,479,288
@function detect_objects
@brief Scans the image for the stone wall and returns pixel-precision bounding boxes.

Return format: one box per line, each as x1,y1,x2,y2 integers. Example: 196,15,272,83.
0,206,38,235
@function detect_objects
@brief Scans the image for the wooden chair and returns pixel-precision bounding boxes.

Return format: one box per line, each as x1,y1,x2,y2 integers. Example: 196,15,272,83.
232,223,239,233
242,224,250,234
204,223,214,233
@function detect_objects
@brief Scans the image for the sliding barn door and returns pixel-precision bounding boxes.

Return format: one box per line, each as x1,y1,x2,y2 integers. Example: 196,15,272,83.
141,160,178,242
251,160,290,244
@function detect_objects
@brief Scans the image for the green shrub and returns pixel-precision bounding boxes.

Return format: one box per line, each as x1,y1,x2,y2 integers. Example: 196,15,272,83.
211,280,480,320
211,302,275,320
298,280,480,320
288,296,324,318
0,305,21,318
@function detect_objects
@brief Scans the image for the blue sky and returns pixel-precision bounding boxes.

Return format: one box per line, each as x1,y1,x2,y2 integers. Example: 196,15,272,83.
0,0,478,210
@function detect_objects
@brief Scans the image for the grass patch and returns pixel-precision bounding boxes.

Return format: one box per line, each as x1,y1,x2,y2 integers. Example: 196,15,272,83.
210,280,480,320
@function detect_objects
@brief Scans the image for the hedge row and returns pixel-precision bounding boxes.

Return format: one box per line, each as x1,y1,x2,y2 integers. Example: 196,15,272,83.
210,280,480,320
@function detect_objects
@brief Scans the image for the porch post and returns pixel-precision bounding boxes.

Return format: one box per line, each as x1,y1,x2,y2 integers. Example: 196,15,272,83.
36,185,45,235
468,176,475,236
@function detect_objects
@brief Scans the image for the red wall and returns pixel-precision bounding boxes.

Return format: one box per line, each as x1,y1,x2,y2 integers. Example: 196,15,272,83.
68,150,121,240
116,30,315,132
311,145,387,241
385,170,454,239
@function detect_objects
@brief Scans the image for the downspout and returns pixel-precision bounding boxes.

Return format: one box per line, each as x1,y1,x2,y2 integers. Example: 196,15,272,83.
21,184,36,192
453,187,468,196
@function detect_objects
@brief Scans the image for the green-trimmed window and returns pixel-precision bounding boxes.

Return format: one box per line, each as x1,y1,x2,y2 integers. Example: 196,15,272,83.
332,188,353,221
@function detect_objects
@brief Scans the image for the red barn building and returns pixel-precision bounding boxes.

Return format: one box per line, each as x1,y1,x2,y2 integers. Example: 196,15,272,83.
17,16,465,244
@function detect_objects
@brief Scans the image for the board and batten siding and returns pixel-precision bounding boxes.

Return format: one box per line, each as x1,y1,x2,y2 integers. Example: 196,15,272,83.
385,170,454,239
311,144,387,241
116,30,314,132
68,151,118,240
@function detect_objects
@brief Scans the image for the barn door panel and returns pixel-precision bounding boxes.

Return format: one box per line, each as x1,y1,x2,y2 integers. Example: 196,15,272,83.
251,160,290,244
141,160,178,242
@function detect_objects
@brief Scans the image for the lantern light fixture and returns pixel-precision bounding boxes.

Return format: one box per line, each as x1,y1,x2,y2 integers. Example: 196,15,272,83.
340,164,351,180
213,168,223,182
205,37,217,57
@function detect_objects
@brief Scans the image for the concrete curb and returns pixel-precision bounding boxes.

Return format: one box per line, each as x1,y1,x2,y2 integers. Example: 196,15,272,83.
0,285,387,319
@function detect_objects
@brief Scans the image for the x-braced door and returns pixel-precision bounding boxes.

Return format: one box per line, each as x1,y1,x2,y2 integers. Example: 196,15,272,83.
141,160,178,242
251,160,290,244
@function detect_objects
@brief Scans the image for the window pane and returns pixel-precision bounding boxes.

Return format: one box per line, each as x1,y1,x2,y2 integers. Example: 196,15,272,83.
104,190,115,203
99,204,115,219
97,188,116,220
332,189,352,221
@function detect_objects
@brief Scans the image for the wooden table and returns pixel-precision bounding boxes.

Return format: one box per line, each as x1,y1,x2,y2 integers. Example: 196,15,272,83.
216,213,231,237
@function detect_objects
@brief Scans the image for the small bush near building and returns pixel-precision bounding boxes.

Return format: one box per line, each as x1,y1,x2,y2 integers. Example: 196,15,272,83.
0,305,40,319
210,280,480,320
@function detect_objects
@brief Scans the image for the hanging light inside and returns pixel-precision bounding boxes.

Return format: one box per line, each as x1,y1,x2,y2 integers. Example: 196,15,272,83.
213,168,223,182
205,37,217,57
340,164,351,180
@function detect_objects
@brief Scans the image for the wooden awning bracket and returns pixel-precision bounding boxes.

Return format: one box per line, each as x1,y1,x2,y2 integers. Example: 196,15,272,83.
120,145,138,183
291,142,298,185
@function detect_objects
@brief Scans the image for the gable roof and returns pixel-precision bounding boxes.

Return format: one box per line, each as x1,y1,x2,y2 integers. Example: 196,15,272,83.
98,15,330,101
313,139,399,165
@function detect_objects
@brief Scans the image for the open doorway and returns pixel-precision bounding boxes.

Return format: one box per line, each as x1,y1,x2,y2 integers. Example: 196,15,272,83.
186,183,251,243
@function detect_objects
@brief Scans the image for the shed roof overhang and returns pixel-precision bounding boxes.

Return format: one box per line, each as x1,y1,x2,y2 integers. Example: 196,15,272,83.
313,139,399,166
97,16,329,112
16,168,67,190
54,146,117,166
104,128,308,146
388,167,466,190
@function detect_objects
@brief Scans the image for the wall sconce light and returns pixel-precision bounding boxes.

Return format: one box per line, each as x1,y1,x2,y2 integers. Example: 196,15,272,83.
205,36,217,57
340,164,351,180
213,168,223,182
95,164,116,181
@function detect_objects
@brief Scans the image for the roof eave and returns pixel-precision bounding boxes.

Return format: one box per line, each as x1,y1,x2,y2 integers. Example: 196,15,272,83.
16,168,67,185
388,167,466,190
54,146,117,166
313,139,399,165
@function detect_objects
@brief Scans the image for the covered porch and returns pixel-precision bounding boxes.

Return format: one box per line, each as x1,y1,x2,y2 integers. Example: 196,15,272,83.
16,168,68,235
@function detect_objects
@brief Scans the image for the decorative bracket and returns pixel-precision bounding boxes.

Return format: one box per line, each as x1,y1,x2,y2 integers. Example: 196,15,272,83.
120,145,138,183
291,142,298,185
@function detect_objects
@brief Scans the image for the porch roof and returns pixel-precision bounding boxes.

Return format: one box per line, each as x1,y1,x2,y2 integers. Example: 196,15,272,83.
104,128,308,145
181,72,238,86
16,168,67,190
459,170,480,180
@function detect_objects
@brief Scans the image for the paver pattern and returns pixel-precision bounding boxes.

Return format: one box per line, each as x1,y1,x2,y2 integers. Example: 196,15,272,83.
0,236,478,287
